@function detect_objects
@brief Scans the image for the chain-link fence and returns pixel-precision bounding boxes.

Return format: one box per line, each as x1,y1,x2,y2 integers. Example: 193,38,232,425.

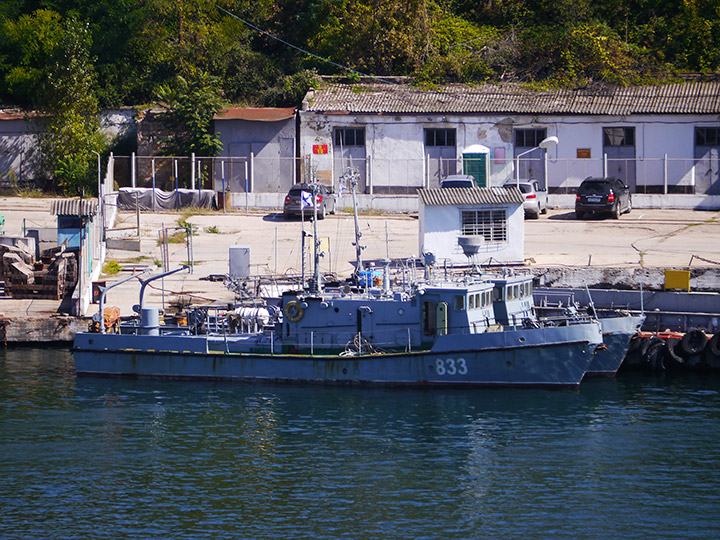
109,153,720,197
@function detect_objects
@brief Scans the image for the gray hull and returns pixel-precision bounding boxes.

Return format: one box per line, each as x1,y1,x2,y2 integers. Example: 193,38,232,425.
586,315,645,377
73,322,602,388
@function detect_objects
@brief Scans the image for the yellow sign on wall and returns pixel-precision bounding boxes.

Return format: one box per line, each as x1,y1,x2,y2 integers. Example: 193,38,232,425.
664,270,690,291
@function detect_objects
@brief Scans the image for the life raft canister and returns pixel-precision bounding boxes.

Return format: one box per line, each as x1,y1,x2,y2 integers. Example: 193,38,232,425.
284,300,304,322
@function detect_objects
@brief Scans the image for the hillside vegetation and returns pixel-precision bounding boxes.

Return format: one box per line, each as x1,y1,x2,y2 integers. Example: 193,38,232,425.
1,1,718,195
2,0,719,110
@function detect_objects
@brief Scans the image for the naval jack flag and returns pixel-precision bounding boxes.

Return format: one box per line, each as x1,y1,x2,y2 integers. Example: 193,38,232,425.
301,191,313,209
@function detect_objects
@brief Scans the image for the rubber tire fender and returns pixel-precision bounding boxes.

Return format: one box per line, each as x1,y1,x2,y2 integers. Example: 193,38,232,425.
645,341,667,371
707,332,720,357
681,329,707,356
627,333,643,354
640,335,664,359
663,337,685,369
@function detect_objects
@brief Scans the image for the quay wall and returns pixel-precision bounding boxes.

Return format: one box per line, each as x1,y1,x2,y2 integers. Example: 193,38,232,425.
0,315,87,344
529,266,720,292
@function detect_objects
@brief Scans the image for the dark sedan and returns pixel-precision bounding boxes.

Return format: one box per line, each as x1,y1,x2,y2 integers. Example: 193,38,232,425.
575,177,632,219
283,183,336,219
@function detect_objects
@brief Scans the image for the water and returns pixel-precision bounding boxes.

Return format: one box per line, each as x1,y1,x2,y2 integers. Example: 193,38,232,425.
2,347,720,540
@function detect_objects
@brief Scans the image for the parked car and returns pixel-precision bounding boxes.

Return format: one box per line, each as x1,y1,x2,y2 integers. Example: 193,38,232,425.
440,175,477,189
502,179,548,219
283,183,336,219
575,177,632,219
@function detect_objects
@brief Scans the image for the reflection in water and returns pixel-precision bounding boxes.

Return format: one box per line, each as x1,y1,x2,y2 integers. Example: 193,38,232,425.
2,349,720,539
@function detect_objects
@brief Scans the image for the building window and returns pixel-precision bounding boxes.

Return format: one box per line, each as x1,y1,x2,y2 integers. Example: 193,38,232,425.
603,127,635,146
515,128,547,147
696,127,720,146
461,209,507,243
425,128,456,147
334,128,365,147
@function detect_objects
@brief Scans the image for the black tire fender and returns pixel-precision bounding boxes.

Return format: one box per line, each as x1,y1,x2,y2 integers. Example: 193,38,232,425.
627,333,643,353
709,332,720,357
640,335,664,358
645,341,666,371
681,329,707,356
663,337,685,368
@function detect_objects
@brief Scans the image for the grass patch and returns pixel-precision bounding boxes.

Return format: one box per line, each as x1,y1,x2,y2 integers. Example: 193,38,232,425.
204,225,220,234
167,231,189,244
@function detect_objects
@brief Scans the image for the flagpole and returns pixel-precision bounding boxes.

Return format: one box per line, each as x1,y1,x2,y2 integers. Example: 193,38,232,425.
301,191,305,289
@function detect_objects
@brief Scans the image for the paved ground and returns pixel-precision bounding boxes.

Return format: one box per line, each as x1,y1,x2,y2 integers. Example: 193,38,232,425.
1,197,719,318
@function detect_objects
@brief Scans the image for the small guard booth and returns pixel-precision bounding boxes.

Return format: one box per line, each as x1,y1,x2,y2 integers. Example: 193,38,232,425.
52,199,98,250
51,199,100,314
418,187,526,266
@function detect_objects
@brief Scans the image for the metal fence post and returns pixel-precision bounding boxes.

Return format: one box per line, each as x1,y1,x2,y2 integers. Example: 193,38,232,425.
191,152,196,190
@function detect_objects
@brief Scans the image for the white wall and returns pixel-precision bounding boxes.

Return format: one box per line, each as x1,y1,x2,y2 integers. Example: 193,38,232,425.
299,111,719,194
419,203,525,266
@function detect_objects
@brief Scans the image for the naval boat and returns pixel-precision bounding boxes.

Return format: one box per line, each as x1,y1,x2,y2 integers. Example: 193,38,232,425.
73,177,604,387
73,270,603,387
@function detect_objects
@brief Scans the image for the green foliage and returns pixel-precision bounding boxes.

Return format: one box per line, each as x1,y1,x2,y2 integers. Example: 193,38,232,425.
204,225,220,234
1,0,720,118
102,260,122,275
155,72,225,156
4,11,106,195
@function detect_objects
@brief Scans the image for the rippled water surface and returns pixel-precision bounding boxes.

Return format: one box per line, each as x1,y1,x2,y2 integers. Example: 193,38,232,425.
2,347,720,539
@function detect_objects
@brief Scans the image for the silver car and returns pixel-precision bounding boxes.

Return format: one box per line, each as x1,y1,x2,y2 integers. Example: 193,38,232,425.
503,179,548,219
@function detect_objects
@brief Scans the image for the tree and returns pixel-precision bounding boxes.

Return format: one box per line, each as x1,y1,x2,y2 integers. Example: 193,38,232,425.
4,10,106,195
155,72,225,156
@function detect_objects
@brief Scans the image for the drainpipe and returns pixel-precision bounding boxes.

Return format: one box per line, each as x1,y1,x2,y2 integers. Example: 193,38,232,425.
663,153,668,195
603,153,608,177
368,154,373,195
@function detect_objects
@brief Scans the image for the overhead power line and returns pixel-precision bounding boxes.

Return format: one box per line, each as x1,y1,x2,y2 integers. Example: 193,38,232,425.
209,1,397,84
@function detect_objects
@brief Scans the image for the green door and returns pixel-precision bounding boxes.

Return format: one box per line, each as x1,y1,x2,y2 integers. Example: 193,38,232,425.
463,153,487,187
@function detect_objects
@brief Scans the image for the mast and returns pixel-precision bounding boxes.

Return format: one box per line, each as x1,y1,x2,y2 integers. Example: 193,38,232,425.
348,168,365,278
311,181,320,293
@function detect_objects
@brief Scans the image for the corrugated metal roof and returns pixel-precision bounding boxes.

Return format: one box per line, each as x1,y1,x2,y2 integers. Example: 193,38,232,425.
305,82,720,115
418,187,525,206
50,199,98,216
214,107,296,121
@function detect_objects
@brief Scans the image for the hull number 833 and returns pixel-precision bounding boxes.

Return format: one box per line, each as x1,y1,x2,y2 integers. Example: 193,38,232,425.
434,357,468,376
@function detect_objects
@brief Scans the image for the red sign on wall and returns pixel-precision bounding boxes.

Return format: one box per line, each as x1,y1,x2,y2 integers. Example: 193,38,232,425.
313,144,328,154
